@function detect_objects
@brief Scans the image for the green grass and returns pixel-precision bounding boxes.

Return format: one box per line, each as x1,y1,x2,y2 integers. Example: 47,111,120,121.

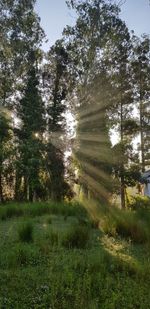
0,201,86,221
0,201,150,308
18,221,34,243
62,224,90,249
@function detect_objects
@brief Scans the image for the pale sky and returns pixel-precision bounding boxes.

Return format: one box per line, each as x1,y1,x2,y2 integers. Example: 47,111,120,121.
35,0,150,51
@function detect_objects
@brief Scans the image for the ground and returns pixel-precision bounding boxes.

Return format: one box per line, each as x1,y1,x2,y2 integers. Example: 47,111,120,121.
0,202,150,309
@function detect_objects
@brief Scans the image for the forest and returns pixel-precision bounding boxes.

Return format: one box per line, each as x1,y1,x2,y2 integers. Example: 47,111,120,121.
0,0,150,308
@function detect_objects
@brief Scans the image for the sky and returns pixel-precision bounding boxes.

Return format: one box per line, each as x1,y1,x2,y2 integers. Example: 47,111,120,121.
35,0,150,51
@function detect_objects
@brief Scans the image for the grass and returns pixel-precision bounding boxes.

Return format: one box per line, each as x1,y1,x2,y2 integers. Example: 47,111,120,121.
18,221,34,243
0,200,150,308
84,199,150,244
62,224,90,249
0,201,86,221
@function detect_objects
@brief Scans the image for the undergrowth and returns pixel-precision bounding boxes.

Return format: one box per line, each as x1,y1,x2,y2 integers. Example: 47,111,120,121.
0,201,150,308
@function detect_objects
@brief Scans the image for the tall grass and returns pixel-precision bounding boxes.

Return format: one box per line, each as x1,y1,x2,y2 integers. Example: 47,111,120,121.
84,199,150,244
18,221,34,243
0,201,87,220
62,224,90,249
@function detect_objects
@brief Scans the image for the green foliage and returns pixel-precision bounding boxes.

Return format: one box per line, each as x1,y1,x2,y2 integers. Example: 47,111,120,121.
129,196,150,210
18,221,34,243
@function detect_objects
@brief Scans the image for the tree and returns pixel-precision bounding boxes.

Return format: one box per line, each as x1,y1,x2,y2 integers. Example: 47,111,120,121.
64,0,134,204
0,0,45,109
42,40,72,201
0,110,12,202
0,0,45,201
131,35,150,172
74,72,113,202
16,52,46,201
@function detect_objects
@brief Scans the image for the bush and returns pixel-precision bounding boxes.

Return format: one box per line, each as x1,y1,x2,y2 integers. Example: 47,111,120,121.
18,221,34,243
129,196,150,210
62,224,90,249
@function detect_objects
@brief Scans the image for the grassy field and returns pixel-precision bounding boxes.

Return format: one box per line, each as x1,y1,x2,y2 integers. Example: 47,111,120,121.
0,200,150,308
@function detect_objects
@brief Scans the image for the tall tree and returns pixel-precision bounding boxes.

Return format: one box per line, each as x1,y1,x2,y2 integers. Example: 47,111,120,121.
16,52,46,201
131,35,150,172
64,0,133,203
0,110,12,202
43,40,71,201
0,0,45,109
103,18,135,208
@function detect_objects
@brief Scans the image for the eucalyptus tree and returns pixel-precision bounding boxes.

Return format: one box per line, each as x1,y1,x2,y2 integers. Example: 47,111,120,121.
0,0,45,109
102,18,136,208
63,0,134,204
0,0,46,201
131,35,150,172
0,110,13,202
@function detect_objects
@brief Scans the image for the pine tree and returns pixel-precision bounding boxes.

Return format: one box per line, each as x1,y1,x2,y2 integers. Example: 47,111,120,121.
16,52,46,201
43,40,70,201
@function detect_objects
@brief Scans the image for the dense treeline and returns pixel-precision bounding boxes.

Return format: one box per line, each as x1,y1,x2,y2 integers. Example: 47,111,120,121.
0,0,150,206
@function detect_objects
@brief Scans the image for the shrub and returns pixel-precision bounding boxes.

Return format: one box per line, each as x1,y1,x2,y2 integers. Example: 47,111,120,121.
62,224,90,249
18,221,34,243
129,196,150,210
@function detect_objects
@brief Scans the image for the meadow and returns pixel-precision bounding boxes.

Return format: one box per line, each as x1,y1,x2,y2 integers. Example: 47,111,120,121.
0,200,150,309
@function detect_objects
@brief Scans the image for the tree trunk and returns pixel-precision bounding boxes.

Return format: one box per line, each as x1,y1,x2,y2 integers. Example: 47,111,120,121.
24,176,28,201
15,171,22,201
120,91,125,209
29,186,33,202
0,171,4,203
139,66,145,172
139,97,145,172
120,172,125,209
